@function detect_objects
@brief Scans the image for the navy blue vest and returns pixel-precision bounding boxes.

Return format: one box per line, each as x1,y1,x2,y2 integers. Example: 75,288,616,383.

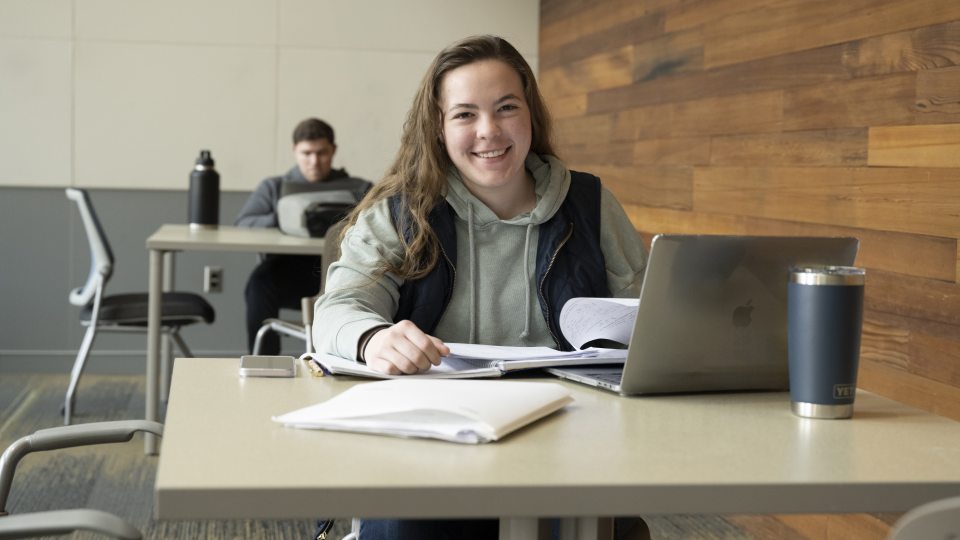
388,171,610,350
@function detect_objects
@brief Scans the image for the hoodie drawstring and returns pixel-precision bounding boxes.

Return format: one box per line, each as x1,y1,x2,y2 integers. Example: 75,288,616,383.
467,204,477,344
519,222,534,340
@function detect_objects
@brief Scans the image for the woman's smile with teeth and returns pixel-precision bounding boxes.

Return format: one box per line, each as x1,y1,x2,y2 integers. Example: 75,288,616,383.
475,148,508,158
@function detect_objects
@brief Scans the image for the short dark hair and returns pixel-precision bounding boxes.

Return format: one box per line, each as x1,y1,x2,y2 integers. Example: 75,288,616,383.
292,118,335,145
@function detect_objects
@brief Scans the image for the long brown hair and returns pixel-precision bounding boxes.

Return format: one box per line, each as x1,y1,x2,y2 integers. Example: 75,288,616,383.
345,35,556,279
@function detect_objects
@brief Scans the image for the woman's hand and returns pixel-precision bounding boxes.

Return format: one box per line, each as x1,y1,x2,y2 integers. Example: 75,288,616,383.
363,320,449,375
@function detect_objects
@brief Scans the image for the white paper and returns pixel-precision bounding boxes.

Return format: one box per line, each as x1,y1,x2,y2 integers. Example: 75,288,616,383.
273,379,573,443
558,297,639,350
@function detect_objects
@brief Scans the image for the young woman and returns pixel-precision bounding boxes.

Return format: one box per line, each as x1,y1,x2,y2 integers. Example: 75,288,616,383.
314,34,646,371
312,34,649,540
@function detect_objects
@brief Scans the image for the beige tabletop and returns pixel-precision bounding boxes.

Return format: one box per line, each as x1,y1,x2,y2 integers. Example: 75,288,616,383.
155,357,960,526
146,224,326,254
143,225,325,454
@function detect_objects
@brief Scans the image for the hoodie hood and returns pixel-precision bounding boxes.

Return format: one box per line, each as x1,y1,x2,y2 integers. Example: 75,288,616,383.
444,153,570,226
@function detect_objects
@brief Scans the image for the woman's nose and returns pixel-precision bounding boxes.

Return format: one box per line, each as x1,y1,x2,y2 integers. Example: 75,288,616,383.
476,115,501,139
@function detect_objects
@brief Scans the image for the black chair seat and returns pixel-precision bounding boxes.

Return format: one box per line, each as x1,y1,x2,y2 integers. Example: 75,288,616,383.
81,292,215,327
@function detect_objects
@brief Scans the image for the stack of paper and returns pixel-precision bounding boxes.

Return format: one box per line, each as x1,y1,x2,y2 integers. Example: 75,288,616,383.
273,379,573,444
304,344,626,380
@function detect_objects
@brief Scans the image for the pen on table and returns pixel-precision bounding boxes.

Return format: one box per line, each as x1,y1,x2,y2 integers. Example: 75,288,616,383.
302,356,325,377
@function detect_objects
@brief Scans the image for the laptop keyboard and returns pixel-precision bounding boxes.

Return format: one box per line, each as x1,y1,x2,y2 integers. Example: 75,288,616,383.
587,370,624,385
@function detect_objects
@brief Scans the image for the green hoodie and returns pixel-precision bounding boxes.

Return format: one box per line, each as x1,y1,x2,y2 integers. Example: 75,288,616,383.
313,153,647,360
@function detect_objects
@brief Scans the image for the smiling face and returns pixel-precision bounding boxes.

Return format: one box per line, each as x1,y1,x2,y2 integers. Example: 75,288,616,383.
440,59,533,211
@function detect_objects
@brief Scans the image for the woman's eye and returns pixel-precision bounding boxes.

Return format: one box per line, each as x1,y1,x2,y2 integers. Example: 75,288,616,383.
452,111,473,120
499,104,519,112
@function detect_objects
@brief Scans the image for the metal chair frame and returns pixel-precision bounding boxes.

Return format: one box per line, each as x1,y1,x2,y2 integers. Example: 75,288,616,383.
65,188,213,425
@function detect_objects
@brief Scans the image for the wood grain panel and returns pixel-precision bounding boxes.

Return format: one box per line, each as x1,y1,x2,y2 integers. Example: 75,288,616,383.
539,13,663,71
775,513,891,540
589,42,847,115
539,46,634,99
711,128,868,166
916,65,960,115
841,20,960,77
539,0,594,26
613,90,782,140
664,0,792,33
783,72,920,130
868,124,960,167
701,0,960,69
634,137,711,166
632,27,704,82
693,166,960,237
865,269,960,326
553,114,614,146
621,205,957,282
547,94,587,119
862,311,960,389
586,165,693,209
560,141,635,166
540,0,653,54
860,359,960,421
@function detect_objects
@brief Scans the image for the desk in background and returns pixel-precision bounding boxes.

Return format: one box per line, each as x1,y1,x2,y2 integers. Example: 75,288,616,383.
155,357,960,540
145,225,324,454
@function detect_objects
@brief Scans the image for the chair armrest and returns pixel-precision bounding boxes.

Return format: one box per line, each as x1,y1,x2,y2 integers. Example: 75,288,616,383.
28,421,163,452
27,421,163,452
0,421,162,514
0,509,141,539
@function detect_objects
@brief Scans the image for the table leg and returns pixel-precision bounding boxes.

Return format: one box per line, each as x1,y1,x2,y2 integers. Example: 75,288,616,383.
558,518,614,540
499,518,540,540
146,248,164,455
160,251,174,403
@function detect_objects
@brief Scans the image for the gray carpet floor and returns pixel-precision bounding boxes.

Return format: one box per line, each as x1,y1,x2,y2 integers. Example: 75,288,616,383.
0,372,761,539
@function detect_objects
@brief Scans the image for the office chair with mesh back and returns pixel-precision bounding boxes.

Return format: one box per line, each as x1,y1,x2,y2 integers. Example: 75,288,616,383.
65,188,215,425
252,219,345,355
0,420,162,539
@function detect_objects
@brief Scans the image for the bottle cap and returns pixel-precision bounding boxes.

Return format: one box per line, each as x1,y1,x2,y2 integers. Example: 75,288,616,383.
195,149,215,168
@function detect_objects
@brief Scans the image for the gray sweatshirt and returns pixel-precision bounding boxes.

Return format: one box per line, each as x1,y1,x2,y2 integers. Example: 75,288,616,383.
234,166,367,228
313,153,647,360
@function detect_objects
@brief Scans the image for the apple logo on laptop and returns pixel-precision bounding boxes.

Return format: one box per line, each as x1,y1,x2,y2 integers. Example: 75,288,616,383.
732,300,754,328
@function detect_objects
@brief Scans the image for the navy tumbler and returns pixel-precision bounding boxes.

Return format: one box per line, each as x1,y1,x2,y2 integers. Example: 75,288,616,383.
788,266,866,419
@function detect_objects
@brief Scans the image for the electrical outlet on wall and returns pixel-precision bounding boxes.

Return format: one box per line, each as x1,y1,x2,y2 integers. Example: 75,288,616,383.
203,266,223,293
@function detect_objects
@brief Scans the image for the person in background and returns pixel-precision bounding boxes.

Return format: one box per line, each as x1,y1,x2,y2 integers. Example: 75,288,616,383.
312,35,649,539
236,118,371,355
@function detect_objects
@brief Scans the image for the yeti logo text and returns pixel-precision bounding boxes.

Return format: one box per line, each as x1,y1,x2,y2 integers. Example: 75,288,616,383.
833,384,855,399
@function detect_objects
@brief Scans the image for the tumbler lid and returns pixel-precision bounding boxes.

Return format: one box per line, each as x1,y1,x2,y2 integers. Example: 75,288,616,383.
790,265,865,286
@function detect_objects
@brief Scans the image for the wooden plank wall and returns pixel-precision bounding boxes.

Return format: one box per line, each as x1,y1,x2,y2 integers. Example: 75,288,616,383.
539,1,960,538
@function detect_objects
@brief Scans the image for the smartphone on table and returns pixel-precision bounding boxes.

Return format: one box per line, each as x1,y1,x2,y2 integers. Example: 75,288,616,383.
239,355,297,378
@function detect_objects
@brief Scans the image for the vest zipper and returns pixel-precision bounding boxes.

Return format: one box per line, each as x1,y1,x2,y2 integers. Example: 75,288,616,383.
538,222,574,348
438,242,456,309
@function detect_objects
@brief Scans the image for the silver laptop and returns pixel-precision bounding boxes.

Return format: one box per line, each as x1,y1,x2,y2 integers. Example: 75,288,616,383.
548,235,859,396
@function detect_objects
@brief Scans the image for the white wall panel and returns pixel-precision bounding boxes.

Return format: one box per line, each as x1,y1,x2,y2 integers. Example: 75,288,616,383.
76,0,276,45
74,42,276,190
273,48,434,184
0,0,72,39
0,1,538,190
279,0,539,56
0,38,72,186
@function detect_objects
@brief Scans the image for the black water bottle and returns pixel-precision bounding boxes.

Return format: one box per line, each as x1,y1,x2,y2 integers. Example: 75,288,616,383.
188,149,220,229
